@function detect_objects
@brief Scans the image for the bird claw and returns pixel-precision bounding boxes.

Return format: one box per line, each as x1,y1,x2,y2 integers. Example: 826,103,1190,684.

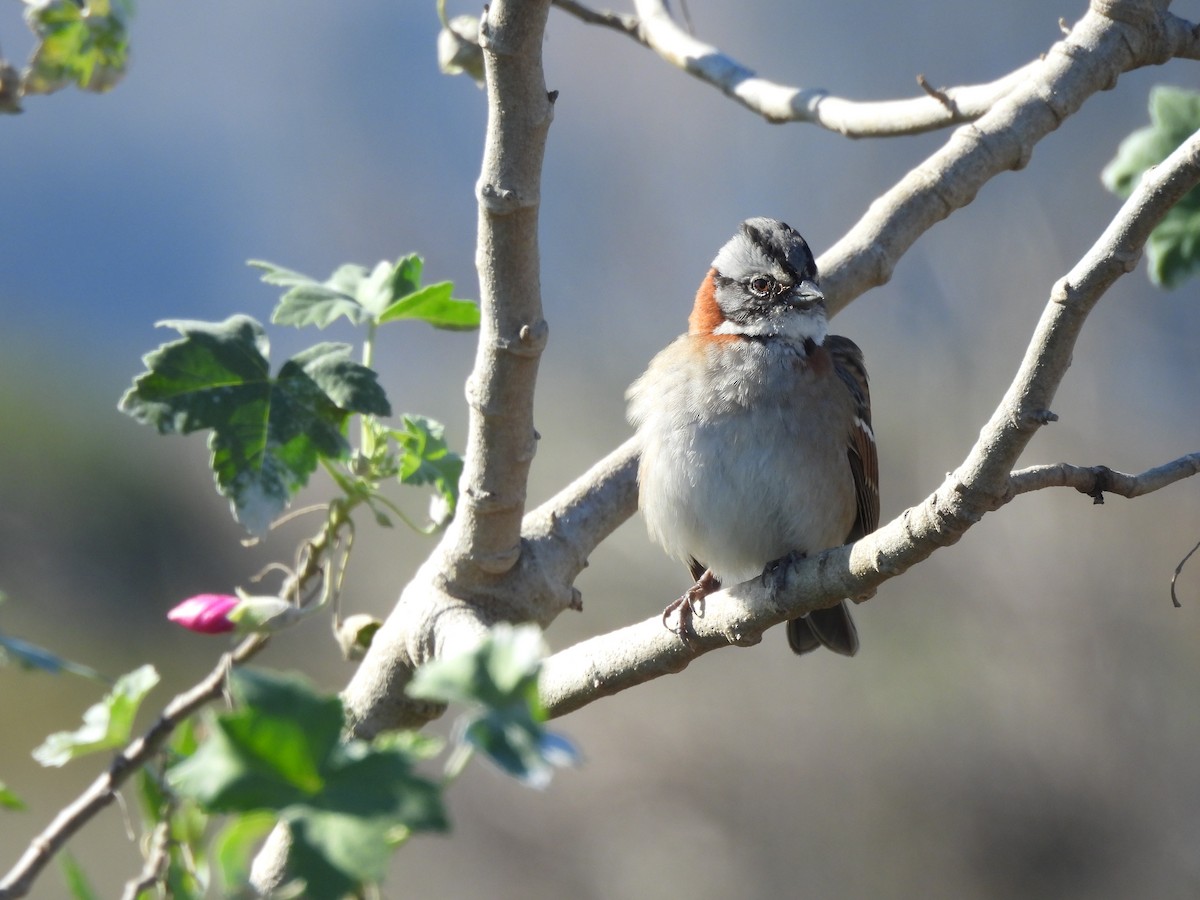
662,592,703,638
662,570,719,644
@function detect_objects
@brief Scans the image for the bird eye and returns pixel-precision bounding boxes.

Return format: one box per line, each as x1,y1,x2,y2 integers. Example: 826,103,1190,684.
748,275,772,296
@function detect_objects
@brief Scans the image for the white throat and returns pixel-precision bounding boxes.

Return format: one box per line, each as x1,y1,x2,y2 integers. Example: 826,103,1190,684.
712,311,828,345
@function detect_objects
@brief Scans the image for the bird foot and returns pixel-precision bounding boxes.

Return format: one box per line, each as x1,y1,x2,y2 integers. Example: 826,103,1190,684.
763,550,807,588
662,569,721,643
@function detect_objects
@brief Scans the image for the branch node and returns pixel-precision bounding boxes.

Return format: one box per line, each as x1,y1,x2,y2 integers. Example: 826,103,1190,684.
850,587,877,604
504,318,549,356
569,587,583,611
478,181,522,213
472,545,522,574
1082,464,1114,504
1026,408,1059,426
1059,17,1071,36
1115,248,1142,273
1051,278,1074,303
916,73,957,114
547,89,559,103
724,624,762,647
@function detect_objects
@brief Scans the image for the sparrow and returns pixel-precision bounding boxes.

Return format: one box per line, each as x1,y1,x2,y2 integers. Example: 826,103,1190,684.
626,217,879,656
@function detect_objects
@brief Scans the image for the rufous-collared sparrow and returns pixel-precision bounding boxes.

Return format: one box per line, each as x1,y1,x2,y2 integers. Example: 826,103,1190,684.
626,217,879,655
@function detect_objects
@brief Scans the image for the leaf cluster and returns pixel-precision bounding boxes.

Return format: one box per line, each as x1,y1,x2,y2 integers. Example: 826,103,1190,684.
1103,86,1200,288
119,254,477,536
167,669,448,899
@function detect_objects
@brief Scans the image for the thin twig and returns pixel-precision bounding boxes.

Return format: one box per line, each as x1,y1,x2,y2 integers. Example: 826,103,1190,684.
1009,455,1200,502
551,0,640,38
0,509,342,899
119,819,171,900
561,0,1040,134
1172,539,1200,609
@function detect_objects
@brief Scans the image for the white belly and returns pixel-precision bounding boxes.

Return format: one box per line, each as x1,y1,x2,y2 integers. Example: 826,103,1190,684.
629,336,856,583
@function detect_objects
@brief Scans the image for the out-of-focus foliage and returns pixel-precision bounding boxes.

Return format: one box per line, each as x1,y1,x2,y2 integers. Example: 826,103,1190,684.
22,0,132,96
1103,86,1200,288
33,664,159,767
409,623,580,789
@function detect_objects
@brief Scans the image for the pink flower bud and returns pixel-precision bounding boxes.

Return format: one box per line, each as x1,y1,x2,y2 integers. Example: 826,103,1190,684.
168,594,239,634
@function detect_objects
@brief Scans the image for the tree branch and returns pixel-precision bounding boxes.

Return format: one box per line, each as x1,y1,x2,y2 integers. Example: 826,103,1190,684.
551,0,1039,135
552,0,640,39
336,0,1196,724
1009,454,1200,502
446,0,556,584
818,1,1191,311
119,819,171,900
507,0,1195,594
538,123,1200,718
1,509,350,899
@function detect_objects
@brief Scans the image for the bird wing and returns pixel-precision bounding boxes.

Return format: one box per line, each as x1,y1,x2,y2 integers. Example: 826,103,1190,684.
825,335,880,541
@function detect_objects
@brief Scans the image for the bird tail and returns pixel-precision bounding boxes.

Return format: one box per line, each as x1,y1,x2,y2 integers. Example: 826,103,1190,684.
786,601,859,656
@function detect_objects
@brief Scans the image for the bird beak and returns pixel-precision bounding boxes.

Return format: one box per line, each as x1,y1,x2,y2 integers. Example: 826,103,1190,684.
790,279,825,309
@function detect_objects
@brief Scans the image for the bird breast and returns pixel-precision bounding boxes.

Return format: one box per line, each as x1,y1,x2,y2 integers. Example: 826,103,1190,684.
627,335,857,583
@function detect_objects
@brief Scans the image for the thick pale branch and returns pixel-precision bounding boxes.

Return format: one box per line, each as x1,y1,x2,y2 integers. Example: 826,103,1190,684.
448,0,555,583
538,124,1200,718
1010,454,1200,501
521,436,641,593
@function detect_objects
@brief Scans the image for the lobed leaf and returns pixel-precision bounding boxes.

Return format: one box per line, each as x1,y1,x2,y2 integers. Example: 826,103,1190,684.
378,281,481,330
33,665,160,766
393,414,464,521
120,316,390,534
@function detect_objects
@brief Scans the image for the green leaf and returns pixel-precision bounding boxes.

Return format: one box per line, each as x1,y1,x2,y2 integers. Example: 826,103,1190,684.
254,259,368,328
0,780,26,811
1102,86,1200,288
389,254,424,303
256,253,477,331
284,813,382,900
120,316,391,534
59,852,100,900
378,281,481,330
167,668,448,895
407,624,580,787
168,672,344,812
273,284,369,329
23,0,132,95
33,664,159,767
392,414,464,522
407,622,544,710
212,812,277,898
318,741,448,831
0,632,106,681
283,741,448,898
324,263,371,296
1144,193,1200,288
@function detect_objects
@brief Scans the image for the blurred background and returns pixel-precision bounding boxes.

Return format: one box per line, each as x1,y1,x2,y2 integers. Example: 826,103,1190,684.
2,1,1199,897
